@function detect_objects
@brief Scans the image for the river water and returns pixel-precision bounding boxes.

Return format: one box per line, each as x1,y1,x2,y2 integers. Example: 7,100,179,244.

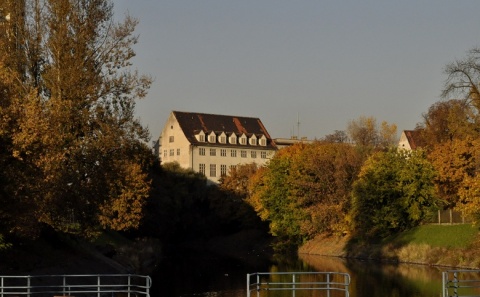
149,249,476,297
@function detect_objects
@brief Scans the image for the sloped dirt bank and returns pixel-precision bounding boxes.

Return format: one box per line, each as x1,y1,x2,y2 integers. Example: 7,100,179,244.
298,233,480,269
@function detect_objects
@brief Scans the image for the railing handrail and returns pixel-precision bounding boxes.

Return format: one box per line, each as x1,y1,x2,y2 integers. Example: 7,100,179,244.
0,274,151,296
247,271,350,297
442,269,480,297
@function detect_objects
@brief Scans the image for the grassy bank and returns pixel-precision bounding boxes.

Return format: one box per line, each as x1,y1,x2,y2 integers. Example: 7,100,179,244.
299,224,480,268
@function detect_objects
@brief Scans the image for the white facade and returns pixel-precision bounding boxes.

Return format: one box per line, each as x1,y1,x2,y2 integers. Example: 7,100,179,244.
158,111,277,184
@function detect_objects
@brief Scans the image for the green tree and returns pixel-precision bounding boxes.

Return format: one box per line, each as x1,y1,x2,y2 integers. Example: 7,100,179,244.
1,0,152,238
351,149,438,239
247,142,363,249
248,145,306,250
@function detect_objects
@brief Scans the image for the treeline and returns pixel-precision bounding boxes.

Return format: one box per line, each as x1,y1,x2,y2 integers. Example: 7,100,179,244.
236,47,480,251
2,0,480,257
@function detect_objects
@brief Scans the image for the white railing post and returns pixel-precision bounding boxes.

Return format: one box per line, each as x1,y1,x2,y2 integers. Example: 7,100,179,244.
97,275,101,297
256,274,260,297
146,276,151,297
246,274,250,297
327,273,330,297
292,273,296,297
128,275,131,297
27,276,30,297
453,272,458,297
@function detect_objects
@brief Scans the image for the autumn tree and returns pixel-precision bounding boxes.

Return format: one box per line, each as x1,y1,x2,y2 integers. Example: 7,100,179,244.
346,116,397,150
247,142,363,250
428,138,480,208
1,0,152,238
322,130,348,143
219,163,258,198
419,99,478,148
351,149,438,239
442,47,480,112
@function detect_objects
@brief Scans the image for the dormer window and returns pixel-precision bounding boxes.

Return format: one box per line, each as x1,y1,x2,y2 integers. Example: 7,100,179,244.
219,132,227,144
249,135,257,146
208,132,216,143
229,134,237,144
196,131,205,142
239,134,247,145
259,135,267,146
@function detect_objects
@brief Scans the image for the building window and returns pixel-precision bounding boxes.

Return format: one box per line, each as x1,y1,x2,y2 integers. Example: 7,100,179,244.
199,163,206,175
231,149,237,157
250,138,257,145
220,165,227,177
169,136,174,143
261,151,267,159
210,148,216,156
199,135,205,142
163,150,167,157
241,150,247,158
251,151,257,158
260,139,267,146
229,165,237,172
220,149,227,157
230,137,237,144
209,135,216,143
169,149,174,156
199,148,205,156
220,136,226,143
210,164,216,177
240,137,247,145
177,148,180,155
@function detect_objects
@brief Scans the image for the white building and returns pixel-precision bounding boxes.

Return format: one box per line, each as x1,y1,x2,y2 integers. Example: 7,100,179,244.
158,111,278,183
398,130,424,151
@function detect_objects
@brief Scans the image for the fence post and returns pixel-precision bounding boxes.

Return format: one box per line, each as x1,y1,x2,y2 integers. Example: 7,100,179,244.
292,274,295,297
146,276,151,297
97,275,101,297
257,274,260,297
128,275,131,297
27,276,30,297
453,271,458,297
248,274,250,297
327,273,330,297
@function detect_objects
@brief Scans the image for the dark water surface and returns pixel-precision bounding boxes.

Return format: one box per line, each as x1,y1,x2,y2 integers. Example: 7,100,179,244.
150,250,473,297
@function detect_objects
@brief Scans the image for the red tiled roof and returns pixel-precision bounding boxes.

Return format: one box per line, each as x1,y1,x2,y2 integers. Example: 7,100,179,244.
404,130,424,150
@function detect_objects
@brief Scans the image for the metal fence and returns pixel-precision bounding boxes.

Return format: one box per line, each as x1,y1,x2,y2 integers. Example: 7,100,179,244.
443,270,480,297
425,209,473,225
247,272,350,297
0,274,151,297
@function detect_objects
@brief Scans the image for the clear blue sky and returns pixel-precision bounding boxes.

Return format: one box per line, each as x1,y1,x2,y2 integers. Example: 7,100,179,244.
113,1,480,142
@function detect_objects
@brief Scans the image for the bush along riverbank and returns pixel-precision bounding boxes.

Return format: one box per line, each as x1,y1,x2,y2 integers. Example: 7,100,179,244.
299,224,480,269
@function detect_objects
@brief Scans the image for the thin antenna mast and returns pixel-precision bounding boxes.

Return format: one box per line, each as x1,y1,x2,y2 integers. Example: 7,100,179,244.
297,113,300,139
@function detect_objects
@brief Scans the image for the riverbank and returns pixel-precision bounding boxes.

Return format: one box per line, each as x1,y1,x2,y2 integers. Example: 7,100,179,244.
299,224,480,269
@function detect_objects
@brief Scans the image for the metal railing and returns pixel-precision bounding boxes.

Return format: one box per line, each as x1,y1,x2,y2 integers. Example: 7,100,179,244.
443,270,480,297
247,272,350,297
0,274,151,297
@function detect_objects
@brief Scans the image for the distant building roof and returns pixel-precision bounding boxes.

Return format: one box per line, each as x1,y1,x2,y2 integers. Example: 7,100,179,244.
173,111,277,149
399,130,425,150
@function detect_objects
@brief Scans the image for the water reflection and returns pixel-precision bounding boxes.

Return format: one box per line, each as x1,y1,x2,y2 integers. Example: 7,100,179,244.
151,249,464,297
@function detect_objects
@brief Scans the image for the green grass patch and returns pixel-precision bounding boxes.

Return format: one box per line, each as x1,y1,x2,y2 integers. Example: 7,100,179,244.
389,224,479,248
92,230,132,247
